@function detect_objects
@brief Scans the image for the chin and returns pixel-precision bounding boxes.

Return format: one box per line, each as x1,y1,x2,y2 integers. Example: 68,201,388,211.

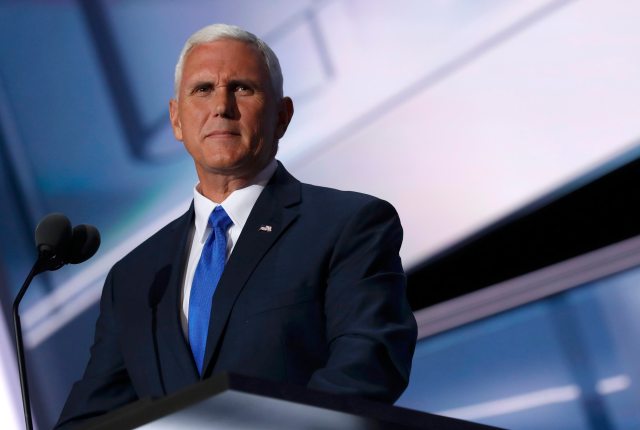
201,159,253,176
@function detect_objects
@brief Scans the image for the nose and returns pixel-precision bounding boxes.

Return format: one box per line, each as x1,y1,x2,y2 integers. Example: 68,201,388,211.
213,87,236,118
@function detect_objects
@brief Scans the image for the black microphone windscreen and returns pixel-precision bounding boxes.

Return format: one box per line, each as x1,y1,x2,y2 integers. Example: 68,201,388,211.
34,213,72,257
69,224,101,264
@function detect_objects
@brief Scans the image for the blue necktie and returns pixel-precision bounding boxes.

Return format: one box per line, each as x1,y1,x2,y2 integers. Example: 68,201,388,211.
189,206,233,375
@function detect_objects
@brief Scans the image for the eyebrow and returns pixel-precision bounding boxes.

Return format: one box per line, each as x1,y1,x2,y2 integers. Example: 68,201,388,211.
186,78,263,91
230,78,264,89
188,80,213,90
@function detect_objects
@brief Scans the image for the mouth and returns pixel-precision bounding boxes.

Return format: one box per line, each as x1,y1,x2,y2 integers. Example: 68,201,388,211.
205,130,241,138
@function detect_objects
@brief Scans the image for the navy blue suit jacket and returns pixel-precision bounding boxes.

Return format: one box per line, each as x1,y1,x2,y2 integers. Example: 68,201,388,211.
56,163,417,427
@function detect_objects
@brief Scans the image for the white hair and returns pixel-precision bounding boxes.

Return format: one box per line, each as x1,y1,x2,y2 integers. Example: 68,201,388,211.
174,23,283,99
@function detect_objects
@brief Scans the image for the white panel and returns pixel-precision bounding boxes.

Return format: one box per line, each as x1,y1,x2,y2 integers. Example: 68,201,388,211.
285,0,640,267
0,306,25,430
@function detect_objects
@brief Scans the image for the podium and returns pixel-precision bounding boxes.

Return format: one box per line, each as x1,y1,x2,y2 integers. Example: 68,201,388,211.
80,373,501,429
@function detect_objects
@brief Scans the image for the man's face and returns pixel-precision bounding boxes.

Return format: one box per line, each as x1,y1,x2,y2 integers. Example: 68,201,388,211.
170,39,293,180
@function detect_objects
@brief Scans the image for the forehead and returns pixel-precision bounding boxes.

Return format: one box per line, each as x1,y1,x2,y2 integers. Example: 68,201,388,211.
181,39,269,80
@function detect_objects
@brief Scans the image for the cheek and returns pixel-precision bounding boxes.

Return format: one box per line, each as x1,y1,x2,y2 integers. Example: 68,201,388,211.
251,113,276,140
240,114,264,143
183,106,209,131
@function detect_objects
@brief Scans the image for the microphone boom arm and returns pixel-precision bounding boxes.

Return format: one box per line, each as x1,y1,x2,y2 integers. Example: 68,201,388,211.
12,259,43,430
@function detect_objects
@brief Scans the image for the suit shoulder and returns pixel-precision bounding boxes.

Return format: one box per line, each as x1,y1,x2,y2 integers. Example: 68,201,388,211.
300,182,392,208
111,207,192,273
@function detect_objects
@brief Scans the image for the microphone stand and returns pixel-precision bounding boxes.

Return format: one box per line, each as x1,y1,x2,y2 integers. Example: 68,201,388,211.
12,259,44,430
11,215,98,430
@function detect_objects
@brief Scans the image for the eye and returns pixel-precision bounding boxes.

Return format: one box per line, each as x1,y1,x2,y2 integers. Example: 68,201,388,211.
233,83,253,95
192,83,213,95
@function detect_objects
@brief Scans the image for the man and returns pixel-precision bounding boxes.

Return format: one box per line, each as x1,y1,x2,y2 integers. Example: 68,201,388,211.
56,23,416,428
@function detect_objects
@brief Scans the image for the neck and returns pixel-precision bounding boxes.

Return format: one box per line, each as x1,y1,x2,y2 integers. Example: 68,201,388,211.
196,175,250,203
195,159,274,203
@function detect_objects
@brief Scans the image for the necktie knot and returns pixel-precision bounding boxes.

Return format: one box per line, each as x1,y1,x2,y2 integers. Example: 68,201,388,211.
209,206,233,232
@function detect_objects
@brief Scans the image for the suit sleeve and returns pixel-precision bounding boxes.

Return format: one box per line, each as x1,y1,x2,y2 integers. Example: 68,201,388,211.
55,268,138,429
307,198,417,403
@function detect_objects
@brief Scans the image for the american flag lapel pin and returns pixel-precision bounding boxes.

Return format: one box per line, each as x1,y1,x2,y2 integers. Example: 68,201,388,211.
258,225,273,232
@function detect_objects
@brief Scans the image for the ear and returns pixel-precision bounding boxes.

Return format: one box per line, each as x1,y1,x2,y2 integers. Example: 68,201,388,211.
275,97,294,139
169,98,183,141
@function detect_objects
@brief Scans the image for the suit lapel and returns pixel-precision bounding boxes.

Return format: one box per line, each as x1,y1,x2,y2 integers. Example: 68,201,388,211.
201,163,301,376
153,204,200,390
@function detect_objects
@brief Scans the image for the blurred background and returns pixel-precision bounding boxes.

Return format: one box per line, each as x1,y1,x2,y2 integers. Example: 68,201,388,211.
1,0,639,428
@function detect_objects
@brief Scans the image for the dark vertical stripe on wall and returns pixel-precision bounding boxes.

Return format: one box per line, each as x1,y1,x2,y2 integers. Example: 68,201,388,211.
76,0,146,159
0,126,41,304
0,262,13,330
0,122,38,263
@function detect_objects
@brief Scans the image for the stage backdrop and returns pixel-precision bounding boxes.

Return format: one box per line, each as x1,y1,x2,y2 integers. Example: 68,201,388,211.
1,1,639,428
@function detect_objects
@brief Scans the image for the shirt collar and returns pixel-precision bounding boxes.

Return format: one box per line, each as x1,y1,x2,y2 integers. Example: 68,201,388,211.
193,159,277,243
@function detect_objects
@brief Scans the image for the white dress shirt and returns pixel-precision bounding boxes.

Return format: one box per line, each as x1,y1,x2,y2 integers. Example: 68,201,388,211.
180,159,277,337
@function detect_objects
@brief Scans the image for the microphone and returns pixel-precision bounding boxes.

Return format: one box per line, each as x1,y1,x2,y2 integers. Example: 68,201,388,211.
68,224,101,264
13,213,101,430
34,213,72,272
